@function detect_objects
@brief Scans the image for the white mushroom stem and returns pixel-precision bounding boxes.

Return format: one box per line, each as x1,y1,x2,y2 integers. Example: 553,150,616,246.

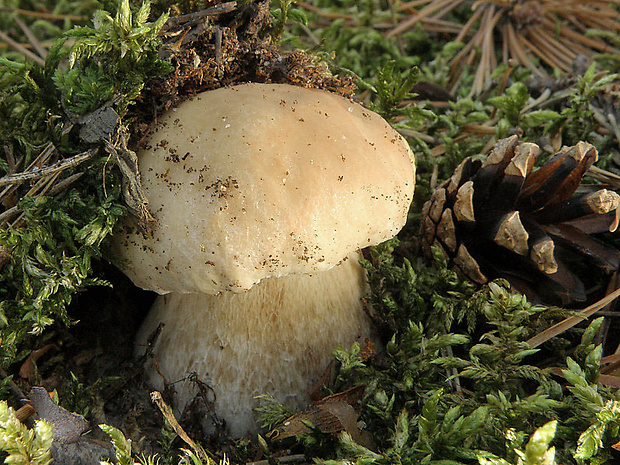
135,252,371,438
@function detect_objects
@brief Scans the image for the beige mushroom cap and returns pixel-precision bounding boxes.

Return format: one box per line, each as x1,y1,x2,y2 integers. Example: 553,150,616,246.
114,83,415,294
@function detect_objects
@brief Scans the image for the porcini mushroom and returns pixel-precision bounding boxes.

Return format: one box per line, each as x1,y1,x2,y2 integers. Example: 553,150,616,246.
113,83,415,437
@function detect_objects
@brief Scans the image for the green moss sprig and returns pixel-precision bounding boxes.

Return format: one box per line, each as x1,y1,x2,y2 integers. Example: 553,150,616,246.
0,0,171,369
0,400,53,465
324,259,620,464
50,0,172,116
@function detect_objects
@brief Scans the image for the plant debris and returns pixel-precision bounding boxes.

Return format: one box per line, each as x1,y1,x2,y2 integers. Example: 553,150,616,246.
128,0,356,143
386,0,620,94
267,385,372,448
28,387,89,445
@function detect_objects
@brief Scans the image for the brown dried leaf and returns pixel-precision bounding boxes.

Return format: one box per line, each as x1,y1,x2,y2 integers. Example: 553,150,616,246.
19,344,56,383
269,403,348,439
15,404,36,422
269,386,366,441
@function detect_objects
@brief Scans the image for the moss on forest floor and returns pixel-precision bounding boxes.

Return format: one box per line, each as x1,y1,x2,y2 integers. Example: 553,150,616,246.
2,1,620,464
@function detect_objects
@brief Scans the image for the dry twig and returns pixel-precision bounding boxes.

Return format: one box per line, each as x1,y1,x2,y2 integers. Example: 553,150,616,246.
151,391,217,464
0,150,95,188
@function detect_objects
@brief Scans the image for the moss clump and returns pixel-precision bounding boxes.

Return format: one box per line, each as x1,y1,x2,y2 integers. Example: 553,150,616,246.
2,1,620,464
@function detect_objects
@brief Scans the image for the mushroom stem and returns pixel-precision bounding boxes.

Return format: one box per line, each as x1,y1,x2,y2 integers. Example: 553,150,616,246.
135,252,371,437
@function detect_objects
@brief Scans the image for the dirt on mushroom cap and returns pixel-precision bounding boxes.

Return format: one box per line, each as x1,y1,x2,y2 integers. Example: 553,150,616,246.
113,83,416,295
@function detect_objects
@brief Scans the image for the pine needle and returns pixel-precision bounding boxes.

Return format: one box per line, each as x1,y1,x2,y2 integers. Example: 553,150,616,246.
526,286,620,348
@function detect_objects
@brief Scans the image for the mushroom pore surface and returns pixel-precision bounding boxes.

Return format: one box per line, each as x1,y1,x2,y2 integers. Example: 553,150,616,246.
113,83,416,294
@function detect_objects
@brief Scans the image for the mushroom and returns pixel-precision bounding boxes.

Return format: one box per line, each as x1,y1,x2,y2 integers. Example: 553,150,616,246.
112,83,416,437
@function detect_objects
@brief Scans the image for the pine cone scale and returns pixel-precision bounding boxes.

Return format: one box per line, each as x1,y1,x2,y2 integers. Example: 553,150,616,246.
421,136,620,305
566,210,620,235
453,181,475,223
492,211,529,256
543,223,620,273
531,189,620,225
437,208,458,252
518,142,598,211
454,244,487,284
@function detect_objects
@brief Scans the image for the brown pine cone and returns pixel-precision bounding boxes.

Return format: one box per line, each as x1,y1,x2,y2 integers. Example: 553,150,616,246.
420,136,620,305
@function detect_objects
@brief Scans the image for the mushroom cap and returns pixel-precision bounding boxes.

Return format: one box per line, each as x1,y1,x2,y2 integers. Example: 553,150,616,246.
113,83,415,294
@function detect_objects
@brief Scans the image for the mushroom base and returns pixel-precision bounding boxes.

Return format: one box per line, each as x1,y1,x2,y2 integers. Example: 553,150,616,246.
134,252,372,438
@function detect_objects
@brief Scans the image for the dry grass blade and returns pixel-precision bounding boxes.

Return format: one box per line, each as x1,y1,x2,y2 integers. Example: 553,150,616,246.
0,150,95,188
0,141,97,230
297,1,353,20
471,7,501,95
455,7,484,42
387,0,459,38
0,143,55,206
10,172,62,228
526,286,620,348
588,166,620,190
247,455,308,465
151,391,217,464
13,16,47,61
0,7,88,21
162,1,237,30
418,17,463,33
0,29,45,66
506,23,544,76
0,7,73,64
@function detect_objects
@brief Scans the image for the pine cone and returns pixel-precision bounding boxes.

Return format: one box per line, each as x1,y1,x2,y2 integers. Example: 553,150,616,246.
420,136,620,305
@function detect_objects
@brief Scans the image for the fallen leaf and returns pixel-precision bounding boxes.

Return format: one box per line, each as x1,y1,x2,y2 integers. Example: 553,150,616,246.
269,385,373,448
28,387,89,444
19,344,56,383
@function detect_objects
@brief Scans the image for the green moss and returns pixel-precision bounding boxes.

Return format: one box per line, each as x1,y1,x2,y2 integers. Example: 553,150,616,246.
2,1,620,464
0,0,170,369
